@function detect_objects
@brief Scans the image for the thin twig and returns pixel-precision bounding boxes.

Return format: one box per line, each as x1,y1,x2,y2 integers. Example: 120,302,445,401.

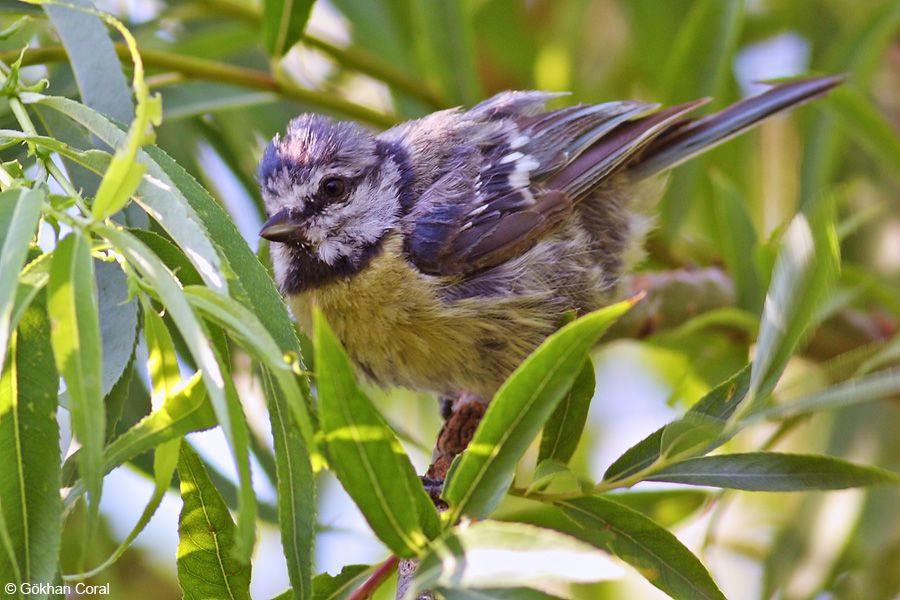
1,45,400,128
347,555,400,600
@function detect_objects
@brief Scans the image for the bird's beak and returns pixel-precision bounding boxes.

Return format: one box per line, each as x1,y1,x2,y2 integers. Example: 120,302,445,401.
259,209,306,243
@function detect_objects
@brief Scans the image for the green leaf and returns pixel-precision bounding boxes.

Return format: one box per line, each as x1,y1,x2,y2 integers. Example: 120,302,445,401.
263,0,315,58
603,365,751,483
63,301,183,578
184,286,314,445
48,231,104,530
26,95,227,293
262,370,315,600
558,496,726,600
95,260,138,396
411,0,482,105
741,366,900,426
648,452,900,491
604,490,710,529
825,85,900,180
0,297,60,594
444,299,635,520
538,358,595,465
177,442,252,600
98,225,256,558
103,373,214,474
42,0,133,123
412,520,616,597
800,1,900,208
314,309,439,557
58,4,164,220
662,0,743,104
747,204,840,415
709,172,762,312
311,564,371,600
660,0,743,233
0,187,43,372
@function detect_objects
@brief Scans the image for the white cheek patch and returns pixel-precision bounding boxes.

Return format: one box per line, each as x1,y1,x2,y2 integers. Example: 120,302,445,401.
308,161,403,265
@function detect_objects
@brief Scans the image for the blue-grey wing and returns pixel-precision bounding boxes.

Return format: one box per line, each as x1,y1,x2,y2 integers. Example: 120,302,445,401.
403,76,841,277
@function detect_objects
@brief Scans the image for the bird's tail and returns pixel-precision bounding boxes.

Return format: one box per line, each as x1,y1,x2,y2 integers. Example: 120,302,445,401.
628,75,844,179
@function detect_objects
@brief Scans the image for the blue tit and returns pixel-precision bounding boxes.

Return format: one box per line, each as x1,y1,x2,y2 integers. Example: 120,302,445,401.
257,76,841,400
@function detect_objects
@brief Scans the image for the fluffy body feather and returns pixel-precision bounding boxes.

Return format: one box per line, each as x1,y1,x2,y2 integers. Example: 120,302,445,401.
259,77,841,398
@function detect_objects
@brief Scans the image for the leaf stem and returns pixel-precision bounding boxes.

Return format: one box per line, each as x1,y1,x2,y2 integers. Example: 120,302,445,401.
3,45,401,128
8,95,84,201
347,555,400,600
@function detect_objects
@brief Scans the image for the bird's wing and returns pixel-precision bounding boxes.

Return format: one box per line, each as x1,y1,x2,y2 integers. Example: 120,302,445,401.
403,76,841,277
403,94,698,276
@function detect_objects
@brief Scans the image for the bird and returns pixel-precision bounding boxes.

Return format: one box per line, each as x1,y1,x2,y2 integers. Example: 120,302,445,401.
257,76,841,402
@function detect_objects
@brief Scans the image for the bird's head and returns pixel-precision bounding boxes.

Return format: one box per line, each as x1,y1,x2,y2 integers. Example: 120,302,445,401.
258,114,410,293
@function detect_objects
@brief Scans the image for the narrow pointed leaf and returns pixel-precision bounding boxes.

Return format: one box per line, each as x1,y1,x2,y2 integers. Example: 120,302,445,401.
444,300,635,520
98,225,256,558
310,564,372,600
48,231,104,528
27,95,226,293
412,520,617,598
603,364,751,483
314,309,439,557
0,188,43,372
748,205,840,414
648,452,900,491
177,443,252,600
43,0,132,123
263,0,315,58
95,260,138,396
184,286,314,445
0,298,60,592
558,496,726,600
262,369,315,600
538,358,595,465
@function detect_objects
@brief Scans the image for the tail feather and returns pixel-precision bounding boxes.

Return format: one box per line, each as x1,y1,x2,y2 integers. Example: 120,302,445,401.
629,75,844,178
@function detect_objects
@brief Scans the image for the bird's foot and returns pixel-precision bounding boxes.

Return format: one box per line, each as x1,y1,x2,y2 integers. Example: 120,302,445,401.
429,391,486,483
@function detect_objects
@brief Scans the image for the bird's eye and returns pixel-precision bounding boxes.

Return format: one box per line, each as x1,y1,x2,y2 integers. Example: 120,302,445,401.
321,177,346,199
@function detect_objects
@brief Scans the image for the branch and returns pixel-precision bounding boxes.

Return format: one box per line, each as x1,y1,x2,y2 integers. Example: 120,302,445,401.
347,556,400,600
2,45,400,128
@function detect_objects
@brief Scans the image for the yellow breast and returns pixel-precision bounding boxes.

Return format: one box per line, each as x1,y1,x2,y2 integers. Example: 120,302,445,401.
287,235,555,397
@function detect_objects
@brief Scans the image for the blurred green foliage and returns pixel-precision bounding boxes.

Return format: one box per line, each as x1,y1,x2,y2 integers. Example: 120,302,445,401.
0,1,898,599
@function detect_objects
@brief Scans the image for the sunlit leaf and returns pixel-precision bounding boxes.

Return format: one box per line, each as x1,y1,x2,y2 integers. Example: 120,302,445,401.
177,442,252,600
604,366,750,483
747,204,840,415
0,296,60,591
444,299,634,521
263,0,314,58
311,564,372,600
412,520,618,598
48,231,104,530
314,309,439,557
559,496,726,600
26,95,227,293
261,369,315,600
98,225,256,558
0,187,43,371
